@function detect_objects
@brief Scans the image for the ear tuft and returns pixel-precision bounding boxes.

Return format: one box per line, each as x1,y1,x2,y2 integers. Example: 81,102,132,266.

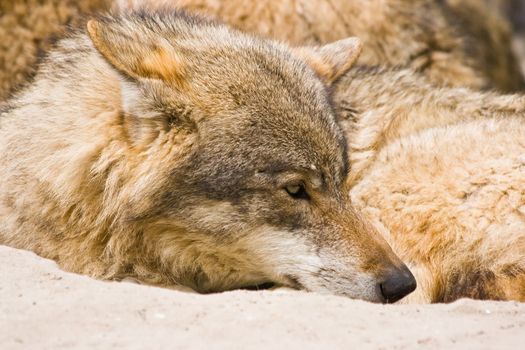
294,37,362,85
86,18,185,83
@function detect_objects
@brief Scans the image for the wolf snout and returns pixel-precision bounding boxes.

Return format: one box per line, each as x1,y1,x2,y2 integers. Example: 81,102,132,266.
377,265,417,303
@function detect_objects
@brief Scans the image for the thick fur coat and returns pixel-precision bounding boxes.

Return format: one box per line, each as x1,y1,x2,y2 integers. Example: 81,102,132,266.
1,1,524,303
0,12,417,303
118,0,524,91
0,0,112,101
1,0,523,101
333,67,525,302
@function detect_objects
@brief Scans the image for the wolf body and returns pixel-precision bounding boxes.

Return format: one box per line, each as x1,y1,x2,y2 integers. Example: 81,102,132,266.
332,66,525,302
0,12,416,302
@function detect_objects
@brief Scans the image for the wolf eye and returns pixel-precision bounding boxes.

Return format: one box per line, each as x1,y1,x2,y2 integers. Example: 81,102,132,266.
284,183,310,200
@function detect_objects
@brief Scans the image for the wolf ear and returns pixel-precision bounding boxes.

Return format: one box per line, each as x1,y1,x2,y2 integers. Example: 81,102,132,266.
86,19,185,83
294,37,362,85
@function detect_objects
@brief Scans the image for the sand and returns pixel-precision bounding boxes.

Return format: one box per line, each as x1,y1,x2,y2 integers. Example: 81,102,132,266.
1,245,524,349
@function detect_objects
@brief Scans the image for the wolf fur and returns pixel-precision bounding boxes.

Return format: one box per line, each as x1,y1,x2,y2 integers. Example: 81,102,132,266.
0,0,112,101
483,0,525,76
332,66,525,302
444,0,524,91
115,0,524,92
1,0,522,101
0,12,416,302
111,0,525,302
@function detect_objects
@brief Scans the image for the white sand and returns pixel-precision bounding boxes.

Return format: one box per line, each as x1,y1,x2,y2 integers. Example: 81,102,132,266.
1,245,524,350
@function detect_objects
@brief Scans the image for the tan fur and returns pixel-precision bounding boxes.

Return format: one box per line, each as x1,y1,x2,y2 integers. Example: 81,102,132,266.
333,67,525,185
0,0,113,101
115,0,524,91
0,12,415,303
332,66,525,302
2,0,522,102
3,0,523,304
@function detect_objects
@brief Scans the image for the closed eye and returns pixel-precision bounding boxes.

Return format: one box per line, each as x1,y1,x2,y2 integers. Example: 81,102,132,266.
284,183,310,200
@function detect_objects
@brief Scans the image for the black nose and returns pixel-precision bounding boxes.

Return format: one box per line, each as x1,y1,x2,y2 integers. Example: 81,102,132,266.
378,266,417,303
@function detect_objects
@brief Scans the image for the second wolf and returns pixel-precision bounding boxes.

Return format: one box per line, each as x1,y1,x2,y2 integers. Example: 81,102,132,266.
333,66,525,302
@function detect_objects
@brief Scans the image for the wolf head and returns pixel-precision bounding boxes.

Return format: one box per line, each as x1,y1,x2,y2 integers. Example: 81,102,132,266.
86,13,415,302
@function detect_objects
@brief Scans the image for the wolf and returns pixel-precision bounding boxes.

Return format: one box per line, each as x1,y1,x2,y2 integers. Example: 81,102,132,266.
331,66,525,302
107,1,525,303
0,12,416,303
114,0,524,92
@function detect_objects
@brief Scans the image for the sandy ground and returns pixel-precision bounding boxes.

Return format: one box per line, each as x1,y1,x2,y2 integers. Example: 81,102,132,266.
1,245,524,350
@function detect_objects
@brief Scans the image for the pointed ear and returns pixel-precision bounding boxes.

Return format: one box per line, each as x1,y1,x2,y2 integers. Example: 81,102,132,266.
293,37,362,85
86,19,185,82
